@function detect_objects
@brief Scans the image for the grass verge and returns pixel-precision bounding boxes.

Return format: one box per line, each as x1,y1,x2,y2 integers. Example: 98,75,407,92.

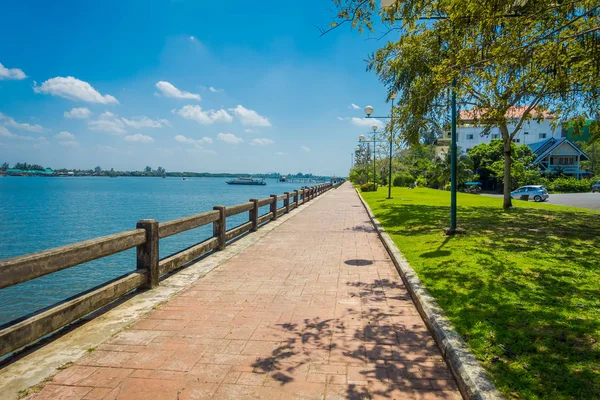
359,187,599,400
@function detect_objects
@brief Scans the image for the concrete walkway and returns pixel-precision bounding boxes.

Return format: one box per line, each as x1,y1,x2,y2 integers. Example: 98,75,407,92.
29,183,460,400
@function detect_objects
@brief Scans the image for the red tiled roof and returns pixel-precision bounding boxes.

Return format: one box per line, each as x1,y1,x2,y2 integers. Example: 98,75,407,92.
460,106,555,121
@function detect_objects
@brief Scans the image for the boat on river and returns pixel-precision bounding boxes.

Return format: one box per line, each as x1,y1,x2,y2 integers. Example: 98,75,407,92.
226,177,266,185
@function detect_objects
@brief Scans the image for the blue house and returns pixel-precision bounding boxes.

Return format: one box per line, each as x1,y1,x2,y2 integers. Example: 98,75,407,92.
528,138,590,179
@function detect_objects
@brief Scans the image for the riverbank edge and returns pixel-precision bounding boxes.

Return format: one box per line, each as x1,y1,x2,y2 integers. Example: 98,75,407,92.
355,188,504,400
0,191,331,400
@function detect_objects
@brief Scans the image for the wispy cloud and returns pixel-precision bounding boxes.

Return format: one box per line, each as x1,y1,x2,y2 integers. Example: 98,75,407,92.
176,105,232,125
155,81,201,100
0,62,26,80
174,134,212,148
250,138,274,146
59,140,79,147
209,86,223,93
0,126,48,144
230,105,271,127
121,116,165,129
275,152,287,156
124,133,155,143
0,112,45,132
88,115,127,135
301,145,311,152
55,131,75,140
217,132,243,144
34,77,118,104
350,117,383,129
349,103,361,110
64,107,91,119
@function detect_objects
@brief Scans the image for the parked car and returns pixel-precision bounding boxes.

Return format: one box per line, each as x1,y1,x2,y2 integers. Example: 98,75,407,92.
510,185,549,202
592,180,600,193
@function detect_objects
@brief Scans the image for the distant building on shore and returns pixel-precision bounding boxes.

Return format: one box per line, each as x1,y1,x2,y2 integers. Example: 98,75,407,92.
4,168,54,176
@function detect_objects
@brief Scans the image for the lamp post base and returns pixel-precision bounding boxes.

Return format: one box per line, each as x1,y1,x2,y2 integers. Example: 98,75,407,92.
444,227,466,236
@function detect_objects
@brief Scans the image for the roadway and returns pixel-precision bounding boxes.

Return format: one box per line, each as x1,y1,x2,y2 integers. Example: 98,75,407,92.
484,192,600,210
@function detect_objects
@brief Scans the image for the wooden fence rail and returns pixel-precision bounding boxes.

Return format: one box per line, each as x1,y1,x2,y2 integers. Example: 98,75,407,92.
0,180,343,358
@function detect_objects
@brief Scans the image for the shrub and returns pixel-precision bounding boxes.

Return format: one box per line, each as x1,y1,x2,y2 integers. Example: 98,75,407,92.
392,171,414,187
360,182,378,192
443,183,451,191
415,176,428,187
547,177,591,193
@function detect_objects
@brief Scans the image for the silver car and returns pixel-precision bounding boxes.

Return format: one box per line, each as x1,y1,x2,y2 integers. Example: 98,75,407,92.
511,185,549,202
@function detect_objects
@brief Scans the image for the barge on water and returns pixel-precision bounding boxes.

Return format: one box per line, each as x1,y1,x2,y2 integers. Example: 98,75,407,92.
226,177,266,185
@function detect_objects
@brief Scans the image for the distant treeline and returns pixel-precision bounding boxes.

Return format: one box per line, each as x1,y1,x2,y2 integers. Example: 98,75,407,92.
0,162,333,180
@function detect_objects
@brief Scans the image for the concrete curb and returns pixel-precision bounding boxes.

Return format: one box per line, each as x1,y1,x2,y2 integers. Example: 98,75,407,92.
355,188,504,400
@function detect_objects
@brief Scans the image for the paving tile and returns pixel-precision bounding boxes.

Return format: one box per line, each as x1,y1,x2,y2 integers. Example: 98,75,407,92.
30,183,459,399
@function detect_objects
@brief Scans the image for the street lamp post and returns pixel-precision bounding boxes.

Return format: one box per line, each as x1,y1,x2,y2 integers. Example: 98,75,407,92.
364,92,396,199
358,125,380,185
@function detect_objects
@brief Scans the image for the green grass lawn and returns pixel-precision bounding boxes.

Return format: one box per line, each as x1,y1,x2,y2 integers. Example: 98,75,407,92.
359,187,600,400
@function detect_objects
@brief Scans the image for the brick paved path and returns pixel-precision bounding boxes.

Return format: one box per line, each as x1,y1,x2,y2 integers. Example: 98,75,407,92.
30,183,460,400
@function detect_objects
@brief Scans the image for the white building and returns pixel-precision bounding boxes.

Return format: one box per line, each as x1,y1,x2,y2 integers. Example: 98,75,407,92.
456,106,561,152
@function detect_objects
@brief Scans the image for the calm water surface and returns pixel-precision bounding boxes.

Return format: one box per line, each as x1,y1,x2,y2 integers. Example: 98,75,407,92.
0,176,313,325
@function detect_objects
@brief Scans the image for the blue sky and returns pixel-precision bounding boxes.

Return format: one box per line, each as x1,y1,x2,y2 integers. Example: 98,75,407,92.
0,0,392,176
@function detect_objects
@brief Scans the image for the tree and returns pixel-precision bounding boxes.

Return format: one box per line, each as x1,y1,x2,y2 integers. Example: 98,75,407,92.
1,162,8,171
144,166,152,173
94,166,102,173
429,150,473,189
328,0,599,209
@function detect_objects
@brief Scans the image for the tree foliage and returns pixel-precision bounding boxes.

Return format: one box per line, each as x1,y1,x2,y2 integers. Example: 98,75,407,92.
330,0,600,208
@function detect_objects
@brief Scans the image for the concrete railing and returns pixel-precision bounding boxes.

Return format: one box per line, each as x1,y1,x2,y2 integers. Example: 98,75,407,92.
0,180,344,358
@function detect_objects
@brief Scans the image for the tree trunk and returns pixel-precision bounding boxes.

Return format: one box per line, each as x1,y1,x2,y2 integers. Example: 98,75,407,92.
501,125,513,209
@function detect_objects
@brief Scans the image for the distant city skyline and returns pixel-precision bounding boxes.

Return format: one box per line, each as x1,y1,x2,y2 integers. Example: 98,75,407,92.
0,0,392,177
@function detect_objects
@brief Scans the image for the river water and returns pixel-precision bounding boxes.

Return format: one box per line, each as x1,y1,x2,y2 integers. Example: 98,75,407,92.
0,176,314,325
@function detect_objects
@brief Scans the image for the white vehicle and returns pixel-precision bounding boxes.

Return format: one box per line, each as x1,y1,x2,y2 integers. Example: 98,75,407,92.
510,185,549,202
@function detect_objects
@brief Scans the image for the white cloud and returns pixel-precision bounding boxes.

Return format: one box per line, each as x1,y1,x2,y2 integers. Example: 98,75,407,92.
244,128,256,133
0,62,26,80
174,134,212,148
124,133,155,143
0,113,45,132
64,107,91,119
100,111,116,119
55,131,75,140
88,118,126,135
34,76,118,104
301,145,311,152
209,86,223,93
176,105,232,125
250,138,274,146
350,103,361,110
189,36,196,42
122,116,164,128
59,140,79,147
230,105,271,127
350,117,384,129
337,117,347,121
155,81,201,100
275,152,287,156
0,127,48,144
217,132,243,144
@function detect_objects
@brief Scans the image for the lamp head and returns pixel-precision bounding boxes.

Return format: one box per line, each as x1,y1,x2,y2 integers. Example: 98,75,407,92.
364,105,374,116
390,91,397,100
372,125,378,132
359,135,365,141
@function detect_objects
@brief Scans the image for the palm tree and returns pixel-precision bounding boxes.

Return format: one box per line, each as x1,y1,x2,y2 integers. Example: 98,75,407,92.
430,150,473,189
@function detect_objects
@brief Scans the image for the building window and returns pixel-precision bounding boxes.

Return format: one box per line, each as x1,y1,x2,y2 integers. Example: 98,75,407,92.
466,134,474,140
539,133,547,139
524,131,529,135
491,133,500,139
513,138,521,143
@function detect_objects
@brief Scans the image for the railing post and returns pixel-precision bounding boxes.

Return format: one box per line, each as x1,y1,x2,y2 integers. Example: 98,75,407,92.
284,192,290,213
136,219,159,289
270,194,278,220
249,198,259,232
213,206,226,250
294,190,299,208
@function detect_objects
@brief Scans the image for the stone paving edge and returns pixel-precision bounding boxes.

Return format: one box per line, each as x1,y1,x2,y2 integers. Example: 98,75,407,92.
355,188,505,400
